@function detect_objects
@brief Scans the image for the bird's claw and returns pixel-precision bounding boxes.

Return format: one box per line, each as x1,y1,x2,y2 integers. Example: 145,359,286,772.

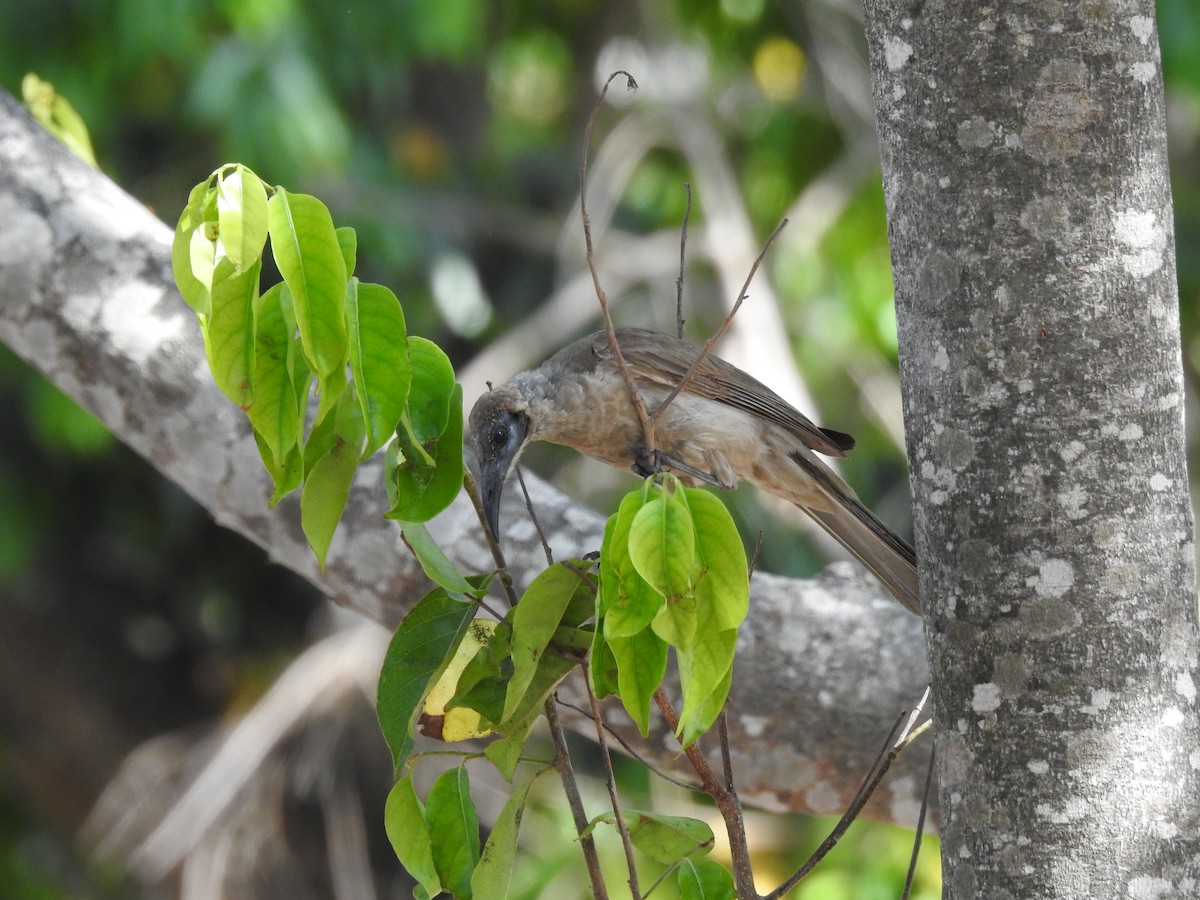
633,448,726,489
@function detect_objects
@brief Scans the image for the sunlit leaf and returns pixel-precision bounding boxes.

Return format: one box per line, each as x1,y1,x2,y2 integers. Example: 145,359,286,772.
399,521,485,597
267,189,349,384
685,487,749,632
600,489,663,639
172,179,216,315
216,163,268,272
201,255,259,408
245,282,304,471
346,279,410,458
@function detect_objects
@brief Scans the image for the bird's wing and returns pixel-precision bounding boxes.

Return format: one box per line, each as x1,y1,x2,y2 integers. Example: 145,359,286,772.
595,329,854,458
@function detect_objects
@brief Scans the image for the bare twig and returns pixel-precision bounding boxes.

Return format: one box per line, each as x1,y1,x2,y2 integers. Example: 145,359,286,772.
650,217,789,423
676,182,692,339
464,472,608,896
765,689,933,899
579,70,658,456
513,465,555,566
583,667,641,899
901,748,937,900
556,699,702,791
652,689,758,899
545,698,608,898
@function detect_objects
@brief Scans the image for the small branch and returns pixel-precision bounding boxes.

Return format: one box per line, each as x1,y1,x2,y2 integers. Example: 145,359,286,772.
650,217,789,424
467,471,607,896
514,464,555,566
584,667,641,899
652,690,758,899
579,70,658,456
461,468,519,607
764,688,933,899
556,699,702,792
676,182,692,339
901,748,937,900
545,698,609,899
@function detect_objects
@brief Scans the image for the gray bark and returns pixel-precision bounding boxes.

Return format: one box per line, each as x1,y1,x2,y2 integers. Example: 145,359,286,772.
862,1,1200,896
0,88,931,824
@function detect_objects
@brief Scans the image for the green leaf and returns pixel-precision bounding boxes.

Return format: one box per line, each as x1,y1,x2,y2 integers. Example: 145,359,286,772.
676,622,737,748
685,487,749,632
267,189,349,384
484,700,542,782
384,775,442,898
583,810,714,865
386,384,464,523
336,226,357,277
588,624,620,700
21,73,97,167
253,428,302,505
608,626,668,736
201,255,260,408
503,562,595,722
629,483,699,601
677,859,736,900
399,521,486,597
299,389,364,568
406,336,456,441
172,179,216,315
245,283,305,471
216,164,268,272
346,279,411,458
600,490,664,639
376,589,477,766
470,773,541,900
426,766,480,898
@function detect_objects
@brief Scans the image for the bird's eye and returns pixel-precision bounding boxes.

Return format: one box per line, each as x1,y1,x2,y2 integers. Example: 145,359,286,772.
490,427,507,448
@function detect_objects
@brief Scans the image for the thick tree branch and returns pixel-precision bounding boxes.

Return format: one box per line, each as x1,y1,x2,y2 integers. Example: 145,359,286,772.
0,88,930,824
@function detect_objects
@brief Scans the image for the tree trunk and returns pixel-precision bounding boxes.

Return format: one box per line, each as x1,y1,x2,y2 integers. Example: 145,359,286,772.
863,0,1200,895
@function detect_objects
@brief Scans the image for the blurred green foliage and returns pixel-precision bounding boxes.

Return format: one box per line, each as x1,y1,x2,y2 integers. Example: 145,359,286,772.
1,0,1198,896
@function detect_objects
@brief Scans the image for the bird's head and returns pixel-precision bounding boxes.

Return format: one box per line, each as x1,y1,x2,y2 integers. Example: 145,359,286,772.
468,384,532,539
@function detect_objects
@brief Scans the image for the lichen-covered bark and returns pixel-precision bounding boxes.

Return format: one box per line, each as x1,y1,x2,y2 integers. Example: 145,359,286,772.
0,89,931,823
863,0,1200,894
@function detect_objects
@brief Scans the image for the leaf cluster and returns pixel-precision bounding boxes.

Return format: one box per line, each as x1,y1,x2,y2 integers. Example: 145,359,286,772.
171,165,463,566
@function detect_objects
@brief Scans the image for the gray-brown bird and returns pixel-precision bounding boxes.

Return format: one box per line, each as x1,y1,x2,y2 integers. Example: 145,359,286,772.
469,328,920,615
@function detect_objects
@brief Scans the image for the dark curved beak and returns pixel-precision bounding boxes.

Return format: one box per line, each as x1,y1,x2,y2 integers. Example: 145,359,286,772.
479,453,507,540
473,408,529,542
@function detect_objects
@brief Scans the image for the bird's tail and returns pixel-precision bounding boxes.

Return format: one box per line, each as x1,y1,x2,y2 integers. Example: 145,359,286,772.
786,451,921,615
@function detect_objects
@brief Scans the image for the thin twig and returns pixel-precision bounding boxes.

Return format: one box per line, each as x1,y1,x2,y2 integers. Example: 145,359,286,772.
652,690,759,899
901,748,936,900
583,666,641,899
545,698,609,899
675,182,692,339
764,692,933,899
462,468,519,607
556,700,702,791
579,70,657,456
650,217,789,424
717,708,736,793
465,470,607,895
513,464,555,566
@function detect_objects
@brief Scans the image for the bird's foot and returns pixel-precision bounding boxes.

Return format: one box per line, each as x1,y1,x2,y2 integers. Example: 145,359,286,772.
633,448,727,489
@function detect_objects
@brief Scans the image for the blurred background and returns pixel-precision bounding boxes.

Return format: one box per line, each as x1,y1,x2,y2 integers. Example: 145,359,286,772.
0,0,1196,896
